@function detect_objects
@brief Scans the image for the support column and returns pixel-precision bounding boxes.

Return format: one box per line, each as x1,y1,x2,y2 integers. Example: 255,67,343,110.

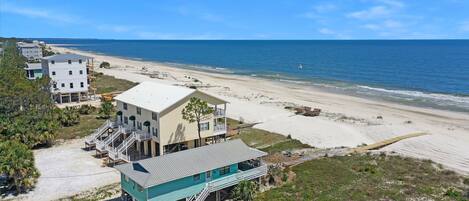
216,190,221,201
144,140,148,156
136,141,141,154
151,141,156,157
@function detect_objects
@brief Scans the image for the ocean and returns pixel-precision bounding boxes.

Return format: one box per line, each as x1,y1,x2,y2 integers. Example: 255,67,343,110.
42,39,469,113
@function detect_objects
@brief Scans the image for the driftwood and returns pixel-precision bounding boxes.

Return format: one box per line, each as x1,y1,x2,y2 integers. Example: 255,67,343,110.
289,106,321,117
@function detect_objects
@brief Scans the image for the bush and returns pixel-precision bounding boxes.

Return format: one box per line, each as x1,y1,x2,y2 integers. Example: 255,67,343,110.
58,107,80,127
0,141,40,194
99,61,110,69
78,105,96,115
445,187,462,198
99,101,114,119
287,134,292,139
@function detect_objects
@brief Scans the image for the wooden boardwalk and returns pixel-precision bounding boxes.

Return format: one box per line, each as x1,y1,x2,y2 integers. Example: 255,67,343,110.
351,132,428,154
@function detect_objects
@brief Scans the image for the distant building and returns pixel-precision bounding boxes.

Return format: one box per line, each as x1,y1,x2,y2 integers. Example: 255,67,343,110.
17,42,43,62
115,139,267,201
24,63,43,80
41,54,93,103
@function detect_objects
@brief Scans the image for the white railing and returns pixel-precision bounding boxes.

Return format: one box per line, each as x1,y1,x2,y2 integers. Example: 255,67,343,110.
189,165,267,201
96,126,124,152
214,108,225,117
135,130,152,141
214,124,226,133
85,120,112,144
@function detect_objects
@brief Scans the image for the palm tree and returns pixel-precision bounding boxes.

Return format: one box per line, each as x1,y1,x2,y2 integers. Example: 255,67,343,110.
0,140,40,194
99,101,114,119
232,180,257,201
181,97,214,147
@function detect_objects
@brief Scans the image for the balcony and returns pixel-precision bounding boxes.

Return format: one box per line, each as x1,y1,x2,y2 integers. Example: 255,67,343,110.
213,108,225,118
156,165,268,201
213,124,226,135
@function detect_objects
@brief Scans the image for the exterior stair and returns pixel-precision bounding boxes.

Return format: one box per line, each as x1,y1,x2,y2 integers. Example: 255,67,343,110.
85,120,113,147
96,126,125,153
108,131,137,162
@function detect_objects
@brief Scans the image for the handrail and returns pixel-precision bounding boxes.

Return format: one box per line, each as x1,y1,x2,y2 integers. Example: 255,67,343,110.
190,165,267,201
86,120,111,143
97,125,124,151
214,124,226,132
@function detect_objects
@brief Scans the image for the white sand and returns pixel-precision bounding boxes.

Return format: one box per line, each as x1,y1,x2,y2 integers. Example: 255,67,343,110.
51,46,469,174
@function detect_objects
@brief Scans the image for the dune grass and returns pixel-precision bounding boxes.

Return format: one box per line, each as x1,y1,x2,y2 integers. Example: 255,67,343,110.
228,118,311,153
94,73,137,94
256,154,469,201
56,112,106,140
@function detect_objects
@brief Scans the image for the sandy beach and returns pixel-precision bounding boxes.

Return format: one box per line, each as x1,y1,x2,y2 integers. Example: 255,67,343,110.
51,45,469,174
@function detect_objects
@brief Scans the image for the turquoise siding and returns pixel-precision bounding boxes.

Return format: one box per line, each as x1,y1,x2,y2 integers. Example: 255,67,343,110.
121,173,148,201
145,163,239,201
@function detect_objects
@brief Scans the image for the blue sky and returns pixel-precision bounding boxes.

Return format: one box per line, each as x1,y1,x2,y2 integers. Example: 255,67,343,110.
1,0,469,39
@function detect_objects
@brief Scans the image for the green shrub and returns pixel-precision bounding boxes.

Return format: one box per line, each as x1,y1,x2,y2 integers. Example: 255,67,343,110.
78,104,96,115
0,140,40,194
99,61,110,68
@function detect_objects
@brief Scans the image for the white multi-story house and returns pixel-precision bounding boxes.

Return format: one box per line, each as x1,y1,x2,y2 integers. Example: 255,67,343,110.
85,82,228,163
17,42,43,62
42,54,93,103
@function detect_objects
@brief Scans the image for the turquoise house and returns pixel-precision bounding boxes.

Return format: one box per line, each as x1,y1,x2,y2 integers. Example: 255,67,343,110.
115,139,267,201
25,62,43,80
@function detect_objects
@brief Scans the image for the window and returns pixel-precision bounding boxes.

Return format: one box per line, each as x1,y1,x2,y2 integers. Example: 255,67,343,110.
61,83,65,87
220,166,230,175
137,107,141,115
78,59,82,64
123,103,128,110
137,121,142,130
53,83,57,88
152,127,158,137
52,71,56,75
70,83,73,88
80,82,84,88
206,171,211,179
79,70,83,75
152,112,157,121
124,116,128,124
68,60,71,64
193,174,200,181
51,60,55,64
124,175,129,182
69,70,72,75
200,122,210,131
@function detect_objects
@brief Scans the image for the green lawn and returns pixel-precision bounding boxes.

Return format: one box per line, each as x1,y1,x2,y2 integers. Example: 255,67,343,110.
228,118,311,153
256,154,469,201
94,72,137,94
56,113,106,140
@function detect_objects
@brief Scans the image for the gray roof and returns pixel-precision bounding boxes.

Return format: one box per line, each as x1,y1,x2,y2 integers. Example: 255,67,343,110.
115,139,266,188
42,53,91,62
25,63,42,70
17,43,40,48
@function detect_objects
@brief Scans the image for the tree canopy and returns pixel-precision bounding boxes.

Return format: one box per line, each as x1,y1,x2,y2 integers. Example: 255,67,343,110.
0,39,59,147
181,97,214,147
0,140,40,194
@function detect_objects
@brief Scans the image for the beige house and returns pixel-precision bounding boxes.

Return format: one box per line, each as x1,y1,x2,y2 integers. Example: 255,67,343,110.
86,82,227,163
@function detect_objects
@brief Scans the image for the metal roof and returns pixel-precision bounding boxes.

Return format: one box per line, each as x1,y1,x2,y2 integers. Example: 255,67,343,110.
25,63,42,70
114,139,267,188
42,53,91,62
17,43,40,48
114,81,226,114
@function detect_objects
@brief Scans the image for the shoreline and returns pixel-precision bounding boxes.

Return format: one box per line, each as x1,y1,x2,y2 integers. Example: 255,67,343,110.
53,45,469,114
51,45,469,174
